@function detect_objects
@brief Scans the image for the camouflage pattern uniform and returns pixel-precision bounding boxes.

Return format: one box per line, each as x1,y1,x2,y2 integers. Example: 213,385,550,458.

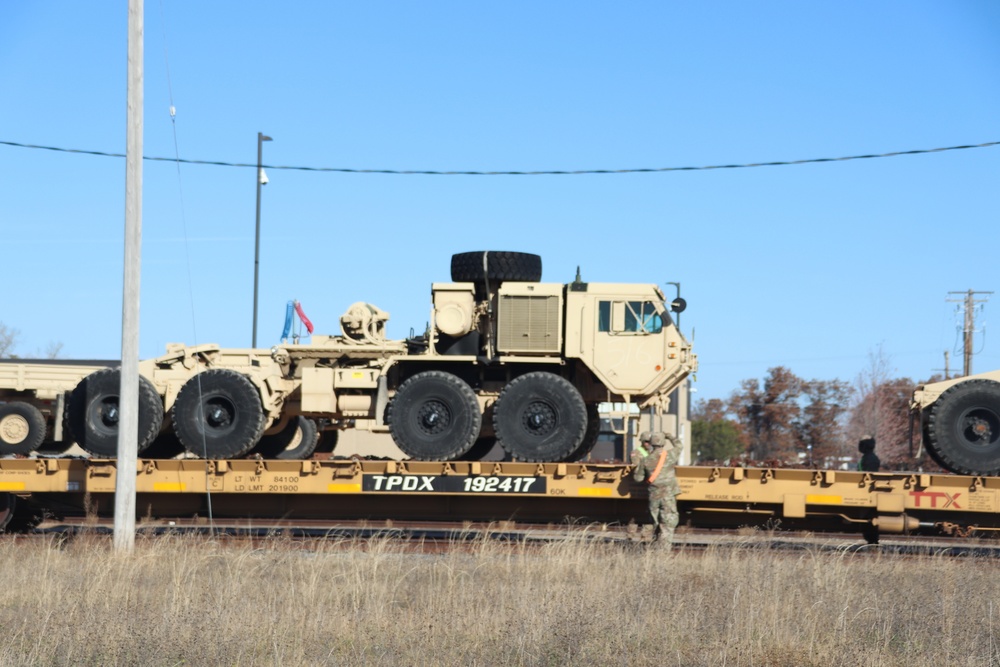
630,431,651,468
632,431,682,546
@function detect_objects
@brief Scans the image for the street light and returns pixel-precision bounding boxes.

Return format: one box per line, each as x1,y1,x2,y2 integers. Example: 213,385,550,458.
252,132,272,348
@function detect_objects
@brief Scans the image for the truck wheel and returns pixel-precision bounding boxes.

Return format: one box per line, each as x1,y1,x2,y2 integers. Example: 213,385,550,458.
0,402,47,455
494,372,587,462
140,430,186,460
459,436,498,461
67,369,164,458
450,251,542,283
562,404,601,462
388,371,482,460
254,416,319,460
925,379,1000,475
315,428,339,454
172,369,266,459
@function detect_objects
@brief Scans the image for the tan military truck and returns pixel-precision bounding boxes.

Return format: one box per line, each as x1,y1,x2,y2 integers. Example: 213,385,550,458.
912,370,1000,475
63,251,696,462
0,359,114,455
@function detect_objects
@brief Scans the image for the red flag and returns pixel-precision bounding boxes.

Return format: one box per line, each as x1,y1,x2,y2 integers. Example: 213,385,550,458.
294,301,314,334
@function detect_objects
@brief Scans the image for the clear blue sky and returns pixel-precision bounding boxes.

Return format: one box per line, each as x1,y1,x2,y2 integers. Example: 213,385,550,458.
1,2,998,403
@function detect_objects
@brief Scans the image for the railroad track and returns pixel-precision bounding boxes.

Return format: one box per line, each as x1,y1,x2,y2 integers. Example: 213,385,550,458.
7,519,1000,558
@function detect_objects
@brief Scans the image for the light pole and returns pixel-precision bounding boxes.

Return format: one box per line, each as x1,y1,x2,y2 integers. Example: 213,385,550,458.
252,132,272,348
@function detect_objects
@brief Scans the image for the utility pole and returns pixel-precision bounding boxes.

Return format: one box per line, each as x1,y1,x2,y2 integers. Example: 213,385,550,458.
115,0,143,552
947,290,992,376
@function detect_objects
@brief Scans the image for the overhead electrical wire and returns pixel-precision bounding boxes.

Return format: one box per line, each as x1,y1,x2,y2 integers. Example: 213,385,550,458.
0,139,997,176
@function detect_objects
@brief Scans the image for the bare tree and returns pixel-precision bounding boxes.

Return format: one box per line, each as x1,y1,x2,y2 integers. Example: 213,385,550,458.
847,344,923,468
0,323,18,358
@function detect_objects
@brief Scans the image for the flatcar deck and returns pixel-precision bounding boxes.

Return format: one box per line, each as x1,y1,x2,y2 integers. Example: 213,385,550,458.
1,459,998,540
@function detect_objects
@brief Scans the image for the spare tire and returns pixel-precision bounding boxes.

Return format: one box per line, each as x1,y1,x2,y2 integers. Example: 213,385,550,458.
451,251,542,283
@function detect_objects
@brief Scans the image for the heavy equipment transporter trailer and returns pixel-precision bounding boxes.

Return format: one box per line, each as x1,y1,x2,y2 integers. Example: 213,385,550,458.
1,458,997,544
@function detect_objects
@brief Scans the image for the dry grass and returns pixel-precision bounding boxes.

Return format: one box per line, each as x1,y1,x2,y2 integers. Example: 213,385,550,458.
0,532,996,666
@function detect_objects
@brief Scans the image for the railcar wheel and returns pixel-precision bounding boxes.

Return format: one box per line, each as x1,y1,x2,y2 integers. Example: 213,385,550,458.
925,380,1000,475
450,251,542,283
0,401,47,455
67,369,164,458
562,404,601,462
172,369,266,459
254,416,320,460
388,371,481,460
493,372,587,462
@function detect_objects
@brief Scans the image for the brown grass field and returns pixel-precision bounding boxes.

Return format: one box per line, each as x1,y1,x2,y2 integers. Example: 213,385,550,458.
0,532,996,666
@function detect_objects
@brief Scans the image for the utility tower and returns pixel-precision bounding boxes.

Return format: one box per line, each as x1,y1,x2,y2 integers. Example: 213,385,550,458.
947,290,993,376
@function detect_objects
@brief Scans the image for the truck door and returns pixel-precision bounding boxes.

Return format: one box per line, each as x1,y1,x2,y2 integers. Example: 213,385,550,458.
592,299,668,394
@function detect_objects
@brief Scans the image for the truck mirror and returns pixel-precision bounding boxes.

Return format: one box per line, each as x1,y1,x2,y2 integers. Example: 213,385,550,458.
670,297,687,314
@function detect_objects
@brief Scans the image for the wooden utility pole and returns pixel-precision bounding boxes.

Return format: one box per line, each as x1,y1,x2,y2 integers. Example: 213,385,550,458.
115,0,143,552
947,290,993,377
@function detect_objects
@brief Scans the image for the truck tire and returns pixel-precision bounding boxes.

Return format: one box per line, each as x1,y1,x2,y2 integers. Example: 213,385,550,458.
0,401,47,455
67,369,164,458
459,436,498,461
925,380,1000,475
140,430,186,460
494,372,587,462
254,416,319,460
562,404,601,462
172,369,266,459
315,427,339,455
388,371,482,460
450,251,542,283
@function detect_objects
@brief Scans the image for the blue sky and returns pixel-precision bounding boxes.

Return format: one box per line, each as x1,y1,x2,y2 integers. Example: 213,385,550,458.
1,2,998,403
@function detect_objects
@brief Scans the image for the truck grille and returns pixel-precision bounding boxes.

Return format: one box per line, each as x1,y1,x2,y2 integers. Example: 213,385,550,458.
497,295,561,354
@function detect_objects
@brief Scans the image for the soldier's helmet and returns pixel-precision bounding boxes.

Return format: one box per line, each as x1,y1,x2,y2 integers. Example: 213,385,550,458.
639,431,651,444
648,432,665,447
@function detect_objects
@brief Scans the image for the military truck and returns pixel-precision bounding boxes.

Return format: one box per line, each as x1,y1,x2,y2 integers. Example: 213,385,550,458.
0,359,114,455
50,251,696,462
912,370,1000,476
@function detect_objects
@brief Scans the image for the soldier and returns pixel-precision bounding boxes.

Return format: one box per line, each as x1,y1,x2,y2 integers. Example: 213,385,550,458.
632,431,682,547
630,431,652,467
857,436,881,472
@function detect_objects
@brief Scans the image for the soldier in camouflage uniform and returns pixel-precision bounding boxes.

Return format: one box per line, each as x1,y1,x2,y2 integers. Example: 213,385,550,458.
632,431,682,547
630,431,651,467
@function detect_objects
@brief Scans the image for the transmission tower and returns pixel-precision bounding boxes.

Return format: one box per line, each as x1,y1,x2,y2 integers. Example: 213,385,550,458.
947,290,993,376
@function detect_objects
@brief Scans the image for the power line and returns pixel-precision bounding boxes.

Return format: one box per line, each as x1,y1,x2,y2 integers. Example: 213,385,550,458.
1,138,998,176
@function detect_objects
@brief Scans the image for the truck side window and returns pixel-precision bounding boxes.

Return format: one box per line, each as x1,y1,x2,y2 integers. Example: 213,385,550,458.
599,300,662,334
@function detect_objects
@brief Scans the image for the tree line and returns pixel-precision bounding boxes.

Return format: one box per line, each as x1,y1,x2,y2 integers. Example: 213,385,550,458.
691,349,936,470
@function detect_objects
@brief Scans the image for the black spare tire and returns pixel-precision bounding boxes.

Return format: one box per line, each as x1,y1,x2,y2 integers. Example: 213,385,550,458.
388,371,482,460
172,369,266,459
67,368,164,458
925,379,1000,475
450,251,542,283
